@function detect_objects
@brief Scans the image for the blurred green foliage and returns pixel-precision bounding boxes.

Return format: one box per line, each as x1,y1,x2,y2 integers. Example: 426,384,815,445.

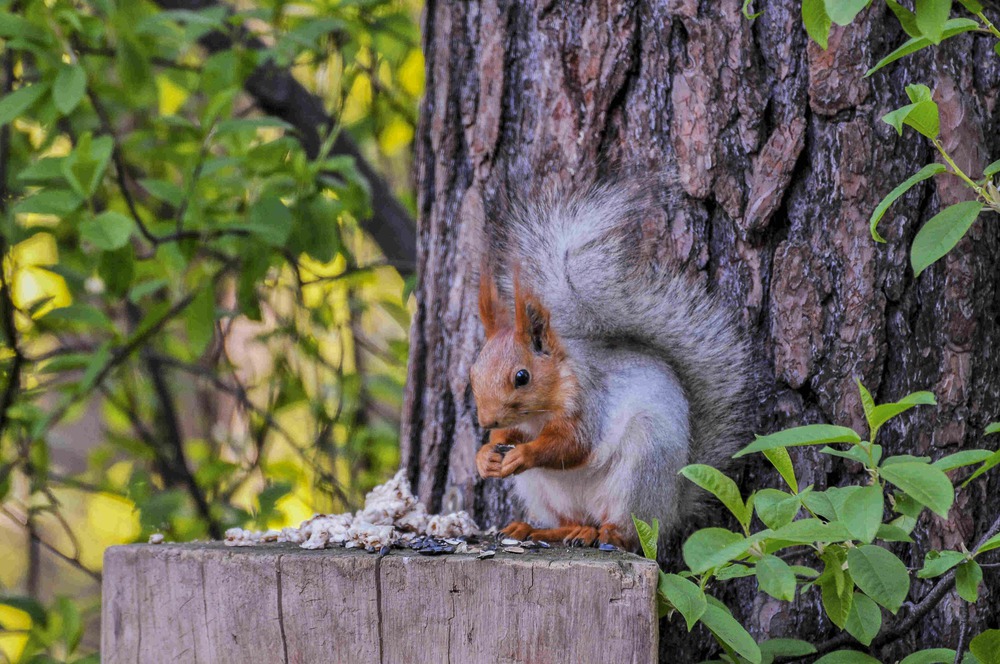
0,0,421,660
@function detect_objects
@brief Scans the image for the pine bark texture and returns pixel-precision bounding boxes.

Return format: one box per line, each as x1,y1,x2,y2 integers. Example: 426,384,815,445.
401,0,1000,660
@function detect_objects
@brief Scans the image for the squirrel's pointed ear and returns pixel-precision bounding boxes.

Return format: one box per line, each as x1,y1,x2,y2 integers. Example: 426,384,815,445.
514,270,555,355
478,262,506,337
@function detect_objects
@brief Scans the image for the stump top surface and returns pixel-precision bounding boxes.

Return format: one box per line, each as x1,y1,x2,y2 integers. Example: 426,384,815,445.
111,540,655,565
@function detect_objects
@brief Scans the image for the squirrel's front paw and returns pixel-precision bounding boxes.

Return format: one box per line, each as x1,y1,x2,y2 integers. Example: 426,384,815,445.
475,444,503,478
498,445,534,477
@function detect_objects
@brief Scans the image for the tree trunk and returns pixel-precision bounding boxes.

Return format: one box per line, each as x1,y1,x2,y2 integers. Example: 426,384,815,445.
402,0,1000,660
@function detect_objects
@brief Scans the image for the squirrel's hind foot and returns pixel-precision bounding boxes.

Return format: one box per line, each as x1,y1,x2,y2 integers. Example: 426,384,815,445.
597,523,632,550
500,521,535,540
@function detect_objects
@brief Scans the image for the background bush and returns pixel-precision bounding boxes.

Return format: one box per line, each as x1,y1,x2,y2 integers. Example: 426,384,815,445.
0,0,421,660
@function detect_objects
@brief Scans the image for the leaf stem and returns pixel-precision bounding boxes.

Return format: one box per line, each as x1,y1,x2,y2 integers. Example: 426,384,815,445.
933,139,985,195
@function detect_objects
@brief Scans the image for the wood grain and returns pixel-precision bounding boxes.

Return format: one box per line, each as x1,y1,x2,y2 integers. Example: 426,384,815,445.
102,543,658,664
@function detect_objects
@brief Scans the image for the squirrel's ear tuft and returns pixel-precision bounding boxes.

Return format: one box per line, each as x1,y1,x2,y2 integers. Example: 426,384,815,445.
514,269,555,355
478,262,506,337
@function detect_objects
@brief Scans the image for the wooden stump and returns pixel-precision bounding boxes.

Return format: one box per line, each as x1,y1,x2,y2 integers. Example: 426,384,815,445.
102,543,659,663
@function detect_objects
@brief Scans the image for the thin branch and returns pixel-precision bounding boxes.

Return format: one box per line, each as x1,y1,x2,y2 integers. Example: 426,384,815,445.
0,507,102,583
954,600,970,664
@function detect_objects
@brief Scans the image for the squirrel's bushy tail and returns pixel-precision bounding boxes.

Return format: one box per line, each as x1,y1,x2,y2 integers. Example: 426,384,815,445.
487,178,749,472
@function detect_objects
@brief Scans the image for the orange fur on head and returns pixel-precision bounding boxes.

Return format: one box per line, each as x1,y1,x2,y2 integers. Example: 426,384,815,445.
478,260,508,338
470,266,576,431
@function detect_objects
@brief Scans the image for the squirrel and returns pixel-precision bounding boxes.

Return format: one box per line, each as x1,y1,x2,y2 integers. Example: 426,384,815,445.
469,178,748,551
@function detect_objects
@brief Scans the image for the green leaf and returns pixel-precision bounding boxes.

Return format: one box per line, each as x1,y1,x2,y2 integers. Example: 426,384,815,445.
245,195,294,247
13,188,83,216
683,528,766,574
185,284,216,358
41,304,113,329
983,160,1000,180
632,515,659,561
0,82,51,126
883,87,940,139
754,489,801,529
821,444,881,467
883,454,932,466
818,548,853,628
977,533,1000,555
62,134,114,198
887,0,922,37
716,564,756,580
962,449,1000,487
957,0,983,12
911,201,984,277
867,18,979,75
0,11,48,41
845,592,882,646
986,423,1000,435
971,630,1000,664
955,560,982,603
763,447,798,493
755,555,797,602
771,518,853,544
99,244,135,297
680,465,749,527
847,545,910,613
870,163,946,242
932,450,995,471
802,0,832,48
53,63,87,115
881,462,955,517
139,178,184,207
915,0,953,44
917,550,967,578
735,424,860,458
900,649,958,664
841,484,883,543
876,523,914,542
759,639,817,659
824,0,869,25
79,211,133,250
659,572,707,631
700,604,762,664
815,652,881,664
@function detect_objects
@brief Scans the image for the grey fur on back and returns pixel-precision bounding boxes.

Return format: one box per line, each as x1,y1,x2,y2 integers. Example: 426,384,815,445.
486,178,749,487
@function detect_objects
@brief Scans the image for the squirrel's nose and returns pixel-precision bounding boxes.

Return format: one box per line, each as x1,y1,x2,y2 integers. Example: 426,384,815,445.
478,414,498,429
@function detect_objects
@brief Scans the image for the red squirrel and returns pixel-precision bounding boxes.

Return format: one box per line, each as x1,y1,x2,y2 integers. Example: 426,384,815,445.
469,180,748,551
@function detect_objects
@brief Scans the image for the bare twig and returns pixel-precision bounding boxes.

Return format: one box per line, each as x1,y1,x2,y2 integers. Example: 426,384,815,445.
954,600,970,664
0,507,102,583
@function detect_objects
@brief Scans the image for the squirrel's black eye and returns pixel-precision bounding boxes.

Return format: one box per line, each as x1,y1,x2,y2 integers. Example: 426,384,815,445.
514,369,530,388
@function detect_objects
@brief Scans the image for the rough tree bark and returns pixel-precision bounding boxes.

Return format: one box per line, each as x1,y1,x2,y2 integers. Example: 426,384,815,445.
401,0,1000,660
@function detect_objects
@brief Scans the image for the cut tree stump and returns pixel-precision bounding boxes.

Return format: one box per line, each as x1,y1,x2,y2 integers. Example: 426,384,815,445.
102,542,659,663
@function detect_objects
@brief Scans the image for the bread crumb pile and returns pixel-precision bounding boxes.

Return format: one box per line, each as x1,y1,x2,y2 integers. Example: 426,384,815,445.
224,470,479,552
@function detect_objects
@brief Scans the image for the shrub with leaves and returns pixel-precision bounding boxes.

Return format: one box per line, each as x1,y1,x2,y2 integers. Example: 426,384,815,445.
0,0,420,660
636,381,1000,663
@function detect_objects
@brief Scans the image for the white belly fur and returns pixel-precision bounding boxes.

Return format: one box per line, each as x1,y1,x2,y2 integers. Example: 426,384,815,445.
511,358,689,528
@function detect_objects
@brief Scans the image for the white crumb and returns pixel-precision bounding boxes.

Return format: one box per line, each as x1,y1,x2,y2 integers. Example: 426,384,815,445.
222,470,480,552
